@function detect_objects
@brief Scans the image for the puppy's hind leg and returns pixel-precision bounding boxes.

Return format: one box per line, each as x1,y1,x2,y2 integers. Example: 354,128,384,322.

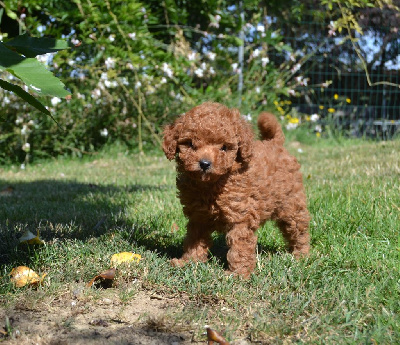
276,207,310,258
171,221,213,267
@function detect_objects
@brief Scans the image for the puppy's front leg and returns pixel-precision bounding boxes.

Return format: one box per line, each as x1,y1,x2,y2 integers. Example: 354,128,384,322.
226,223,258,278
171,220,213,267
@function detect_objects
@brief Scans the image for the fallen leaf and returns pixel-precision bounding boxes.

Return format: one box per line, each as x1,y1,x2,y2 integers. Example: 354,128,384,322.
10,266,47,288
89,319,108,327
110,252,141,266
0,186,14,196
19,230,45,245
206,327,230,345
171,222,179,232
87,267,116,288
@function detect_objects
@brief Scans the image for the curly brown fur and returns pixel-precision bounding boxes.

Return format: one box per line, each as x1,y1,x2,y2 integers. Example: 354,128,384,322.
163,102,310,278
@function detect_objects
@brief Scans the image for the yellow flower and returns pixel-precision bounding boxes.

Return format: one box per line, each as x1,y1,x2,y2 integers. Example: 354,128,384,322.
319,105,324,110
316,132,321,138
334,94,339,100
346,98,351,103
273,100,279,105
289,117,299,124
328,108,335,113
305,115,311,121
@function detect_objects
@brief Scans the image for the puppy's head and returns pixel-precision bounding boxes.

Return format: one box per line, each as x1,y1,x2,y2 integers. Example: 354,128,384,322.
162,102,253,182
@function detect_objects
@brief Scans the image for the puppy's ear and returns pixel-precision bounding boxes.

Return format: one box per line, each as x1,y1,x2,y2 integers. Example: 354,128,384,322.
162,122,180,160
231,109,254,165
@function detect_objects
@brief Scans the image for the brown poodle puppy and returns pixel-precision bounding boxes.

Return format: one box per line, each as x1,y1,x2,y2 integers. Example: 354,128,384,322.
163,102,310,277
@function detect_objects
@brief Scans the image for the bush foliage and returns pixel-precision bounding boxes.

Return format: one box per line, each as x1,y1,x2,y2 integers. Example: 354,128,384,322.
0,0,395,163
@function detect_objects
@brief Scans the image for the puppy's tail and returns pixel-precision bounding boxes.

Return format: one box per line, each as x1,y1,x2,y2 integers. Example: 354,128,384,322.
257,112,285,145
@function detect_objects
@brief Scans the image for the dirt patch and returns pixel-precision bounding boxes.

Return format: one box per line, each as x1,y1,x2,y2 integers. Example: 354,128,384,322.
1,287,197,345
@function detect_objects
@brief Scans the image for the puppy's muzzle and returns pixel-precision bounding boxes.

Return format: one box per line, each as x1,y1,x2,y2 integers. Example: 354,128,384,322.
199,159,212,172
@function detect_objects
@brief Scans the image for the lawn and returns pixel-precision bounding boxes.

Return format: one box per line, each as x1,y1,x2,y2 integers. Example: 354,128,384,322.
0,140,399,344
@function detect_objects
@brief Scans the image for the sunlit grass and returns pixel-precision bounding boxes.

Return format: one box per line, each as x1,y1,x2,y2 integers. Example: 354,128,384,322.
1,139,399,343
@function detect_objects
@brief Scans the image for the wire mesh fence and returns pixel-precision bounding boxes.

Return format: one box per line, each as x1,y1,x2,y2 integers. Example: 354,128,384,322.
271,20,400,139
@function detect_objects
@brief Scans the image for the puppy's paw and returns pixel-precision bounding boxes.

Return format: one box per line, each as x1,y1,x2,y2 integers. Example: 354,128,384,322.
170,258,187,267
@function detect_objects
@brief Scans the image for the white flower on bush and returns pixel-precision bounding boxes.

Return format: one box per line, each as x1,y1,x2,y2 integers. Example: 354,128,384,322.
51,97,62,107
104,80,118,88
92,88,101,99
207,52,216,61
108,34,115,42
194,68,204,78
20,163,26,170
315,124,322,133
3,96,10,105
261,57,270,67
188,51,196,61
22,143,30,152
295,76,308,86
231,63,241,74
100,128,108,137
160,77,167,85
288,89,296,96
291,63,301,73
310,114,320,122
162,63,174,78
286,122,298,130
15,117,23,125
243,113,252,121
135,81,142,89
209,67,216,75
252,49,261,58
36,53,53,65
21,125,30,136
256,24,265,33
128,32,136,40
255,86,261,94
105,57,116,69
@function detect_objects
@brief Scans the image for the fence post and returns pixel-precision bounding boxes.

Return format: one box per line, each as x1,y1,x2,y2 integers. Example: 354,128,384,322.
238,1,244,107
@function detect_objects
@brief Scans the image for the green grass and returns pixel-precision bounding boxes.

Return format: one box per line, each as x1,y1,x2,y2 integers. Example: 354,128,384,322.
1,140,399,343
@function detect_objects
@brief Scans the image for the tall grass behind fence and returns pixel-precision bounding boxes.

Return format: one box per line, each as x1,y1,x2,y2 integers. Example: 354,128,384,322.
270,20,400,139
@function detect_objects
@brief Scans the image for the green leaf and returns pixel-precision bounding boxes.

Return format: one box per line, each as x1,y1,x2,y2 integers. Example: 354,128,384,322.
0,42,70,97
5,33,70,58
0,79,51,115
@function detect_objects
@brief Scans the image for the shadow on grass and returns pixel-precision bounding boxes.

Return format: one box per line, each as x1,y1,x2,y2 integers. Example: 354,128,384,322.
0,179,283,268
0,179,177,265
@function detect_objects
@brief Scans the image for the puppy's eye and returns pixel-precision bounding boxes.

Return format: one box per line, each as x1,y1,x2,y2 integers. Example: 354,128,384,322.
221,145,227,152
183,140,194,149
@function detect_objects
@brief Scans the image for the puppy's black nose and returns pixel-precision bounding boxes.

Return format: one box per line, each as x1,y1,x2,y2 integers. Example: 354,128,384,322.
199,159,212,171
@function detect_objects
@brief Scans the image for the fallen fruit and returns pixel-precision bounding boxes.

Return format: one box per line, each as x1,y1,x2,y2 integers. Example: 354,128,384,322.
10,266,47,288
110,252,141,266
19,230,44,245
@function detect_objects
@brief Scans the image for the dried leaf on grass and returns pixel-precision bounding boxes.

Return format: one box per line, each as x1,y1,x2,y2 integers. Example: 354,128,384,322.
206,327,230,345
10,266,47,288
19,230,44,245
0,186,14,196
86,267,116,288
110,252,142,266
